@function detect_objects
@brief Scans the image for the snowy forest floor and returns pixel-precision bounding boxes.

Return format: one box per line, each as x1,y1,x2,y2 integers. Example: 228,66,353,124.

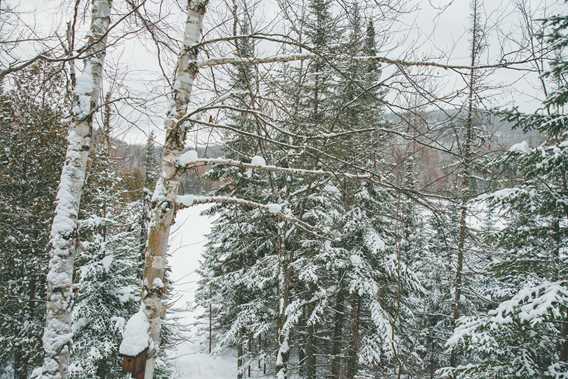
167,206,236,378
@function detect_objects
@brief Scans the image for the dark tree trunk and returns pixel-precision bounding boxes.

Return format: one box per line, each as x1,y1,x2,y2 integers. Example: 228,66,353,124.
560,309,568,362
14,348,28,379
331,287,346,378
237,341,243,379
347,294,361,379
305,302,317,379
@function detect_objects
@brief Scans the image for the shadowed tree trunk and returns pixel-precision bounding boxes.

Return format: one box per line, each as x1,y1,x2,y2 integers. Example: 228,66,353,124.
331,285,346,379
276,227,290,379
305,301,316,379
347,294,360,379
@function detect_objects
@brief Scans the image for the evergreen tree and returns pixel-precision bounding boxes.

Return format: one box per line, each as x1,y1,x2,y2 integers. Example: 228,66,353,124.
69,136,142,378
445,5,568,377
0,63,67,378
143,131,160,191
196,11,277,377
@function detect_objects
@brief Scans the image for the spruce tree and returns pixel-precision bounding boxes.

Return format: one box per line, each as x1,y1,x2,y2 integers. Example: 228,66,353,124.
0,63,67,378
445,5,568,377
196,11,277,377
69,107,143,378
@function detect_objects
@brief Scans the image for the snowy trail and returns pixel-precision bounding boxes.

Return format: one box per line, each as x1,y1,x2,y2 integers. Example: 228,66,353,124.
167,206,236,378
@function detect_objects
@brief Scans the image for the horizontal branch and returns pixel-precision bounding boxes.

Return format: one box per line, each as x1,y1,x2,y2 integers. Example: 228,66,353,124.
176,195,318,235
0,1,146,79
176,157,372,179
198,53,539,71
183,120,452,209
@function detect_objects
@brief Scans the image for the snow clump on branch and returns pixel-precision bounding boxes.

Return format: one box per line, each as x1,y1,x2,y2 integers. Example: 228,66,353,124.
119,308,149,357
251,155,266,166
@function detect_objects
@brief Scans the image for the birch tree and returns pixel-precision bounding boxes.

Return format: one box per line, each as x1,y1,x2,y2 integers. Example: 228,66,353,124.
120,1,210,378
35,1,113,377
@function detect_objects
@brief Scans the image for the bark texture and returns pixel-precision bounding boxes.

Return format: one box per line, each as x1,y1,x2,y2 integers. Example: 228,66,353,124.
276,229,290,379
330,287,345,379
137,1,209,378
36,1,112,377
347,294,360,379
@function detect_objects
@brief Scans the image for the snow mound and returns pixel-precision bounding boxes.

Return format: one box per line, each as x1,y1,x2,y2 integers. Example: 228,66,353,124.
119,308,149,356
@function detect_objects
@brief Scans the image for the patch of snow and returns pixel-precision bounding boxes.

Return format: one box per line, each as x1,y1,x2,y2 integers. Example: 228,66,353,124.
268,203,283,214
491,188,520,201
509,140,531,154
153,278,164,289
46,271,72,288
323,184,340,194
101,255,113,272
251,155,266,166
364,229,385,253
113,285,138,304
350,255,363,266
119,308,149,356
177,194,195,207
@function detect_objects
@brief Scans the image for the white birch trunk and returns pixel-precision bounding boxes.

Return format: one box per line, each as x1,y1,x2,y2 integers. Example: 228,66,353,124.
35,1,113,378
135,1,209,377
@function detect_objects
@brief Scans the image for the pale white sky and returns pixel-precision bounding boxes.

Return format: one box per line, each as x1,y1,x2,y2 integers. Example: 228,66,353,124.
8,0,553,144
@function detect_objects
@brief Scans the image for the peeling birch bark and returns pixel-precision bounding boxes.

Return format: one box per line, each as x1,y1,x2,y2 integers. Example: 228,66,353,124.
35,1,113,378
131,1,209,378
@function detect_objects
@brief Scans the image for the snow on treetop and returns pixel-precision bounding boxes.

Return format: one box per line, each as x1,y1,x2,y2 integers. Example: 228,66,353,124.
119,308,149,356
177,149,199,165
251,155,266,166
509,140,531,154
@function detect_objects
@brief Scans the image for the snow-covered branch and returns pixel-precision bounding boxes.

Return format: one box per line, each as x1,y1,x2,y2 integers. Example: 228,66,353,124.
176,155,371,180
176,195,318,235
198,53,540,72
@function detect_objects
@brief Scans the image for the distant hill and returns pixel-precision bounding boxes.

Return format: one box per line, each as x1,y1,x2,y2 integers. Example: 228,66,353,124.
385,109,544,193
110,137,224,196
110,109,543,196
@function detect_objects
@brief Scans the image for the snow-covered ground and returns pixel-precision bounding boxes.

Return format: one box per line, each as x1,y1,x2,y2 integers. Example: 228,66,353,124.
167,206,236,378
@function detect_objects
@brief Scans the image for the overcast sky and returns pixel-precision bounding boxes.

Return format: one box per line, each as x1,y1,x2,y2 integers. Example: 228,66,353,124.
11,0,553,144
